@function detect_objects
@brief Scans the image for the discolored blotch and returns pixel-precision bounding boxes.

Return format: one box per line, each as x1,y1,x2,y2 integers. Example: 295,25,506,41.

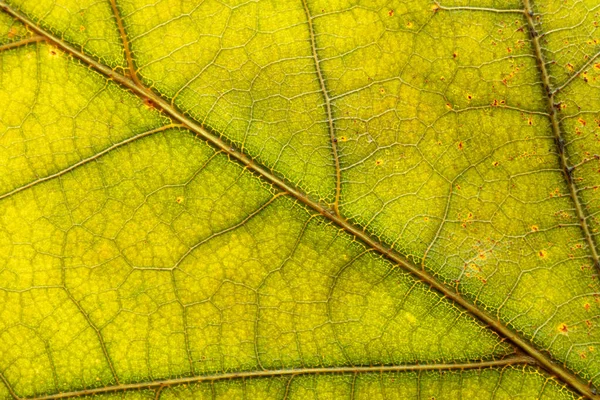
557,323,568,334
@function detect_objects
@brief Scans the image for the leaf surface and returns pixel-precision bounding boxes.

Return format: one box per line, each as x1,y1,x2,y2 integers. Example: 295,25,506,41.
0,0,599,399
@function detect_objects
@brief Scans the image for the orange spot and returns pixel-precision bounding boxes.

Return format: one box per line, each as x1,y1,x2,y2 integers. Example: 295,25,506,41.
406,21,413,28
586,320,594,328
79,25,85,32
379,87,385,94
375,159,383,166
594,63,600,70
424,217,429,222
531,225,539,231
506,47,512,53
388,9,394,16
457,141,464,150
176,196,184,204
453,52,458,59
492,161,500,167
578,118,587,126
478,252,486,260
538,249,548,259
466,94,473,101
584,302,591,311
557,323,568,334
7,27,17,39
144,98,156,109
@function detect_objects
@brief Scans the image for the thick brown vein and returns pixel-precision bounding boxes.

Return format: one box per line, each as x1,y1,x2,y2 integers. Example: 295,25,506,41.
522,0,600,275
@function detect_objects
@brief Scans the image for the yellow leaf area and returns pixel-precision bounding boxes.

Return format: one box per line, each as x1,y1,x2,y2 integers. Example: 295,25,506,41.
0,0,598,398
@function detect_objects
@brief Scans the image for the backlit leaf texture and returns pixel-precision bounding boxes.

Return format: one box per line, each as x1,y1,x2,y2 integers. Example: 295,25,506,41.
0,0,599,398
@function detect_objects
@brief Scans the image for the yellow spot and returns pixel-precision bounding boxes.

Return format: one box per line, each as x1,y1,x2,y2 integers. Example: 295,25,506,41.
492,161,500,167
445,103,453,109
406,21,413,28
431,4,440,12
531,225,539,232
566,63,574,72
375,159,383,166
538,249,547,259
79,25,85,32
466,93,473,101
424,216,429,221
176,196,184,204
379,87,385,94
340,136,347,142
590,346,595,352
527,117,533,126
557,323,568,334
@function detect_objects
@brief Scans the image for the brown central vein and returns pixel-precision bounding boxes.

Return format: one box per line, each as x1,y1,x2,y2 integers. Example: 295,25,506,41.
521,0,600,274
300,0,342,216
25,357,535,400
0,2,596,399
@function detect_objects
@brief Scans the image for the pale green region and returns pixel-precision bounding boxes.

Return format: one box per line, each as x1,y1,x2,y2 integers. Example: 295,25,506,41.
0,12,28,45
531,0,600,87
0,44,167,196
158,368,576,399
0,289,116,397
178,198,508,374
310,0,543,258
5,0,125,67
118,0,335,202
309,0,600,388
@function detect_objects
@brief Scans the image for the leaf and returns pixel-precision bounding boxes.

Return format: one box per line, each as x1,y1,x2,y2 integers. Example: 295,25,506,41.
0,0,598,398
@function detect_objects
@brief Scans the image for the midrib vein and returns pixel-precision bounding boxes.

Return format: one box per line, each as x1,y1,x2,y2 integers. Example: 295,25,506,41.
0,2,596,399
300,0,342,216
521,0,600,275
25,357,534,400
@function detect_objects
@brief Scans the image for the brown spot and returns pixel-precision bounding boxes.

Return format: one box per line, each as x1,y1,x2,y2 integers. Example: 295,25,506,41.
176,196,184,204
375,159,383,166
466,94,473,101
586,320,594,328
144,98,156,109
492,161,500,167
558,323,568,334
531,225,539,232
453,51,458,59
578,118,587,126
527,117,533,126
406,21,413,28
457,141,464,150
424,216,429,221
379,87,385,94
538,249,548,258
388,9,394,17
445,103,453,109
506,47,512,53
566,63,574,72
594,63,600,70
340,136,347,142
584,302,591,311
580,352,587,359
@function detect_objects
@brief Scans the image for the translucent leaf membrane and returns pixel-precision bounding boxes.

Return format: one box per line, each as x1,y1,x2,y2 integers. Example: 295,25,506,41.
0,43,168,196
0,126,508,397
0,12,28,46
117,0,336,202
4,0,126,67
0,0,600,397
531,0,600,87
